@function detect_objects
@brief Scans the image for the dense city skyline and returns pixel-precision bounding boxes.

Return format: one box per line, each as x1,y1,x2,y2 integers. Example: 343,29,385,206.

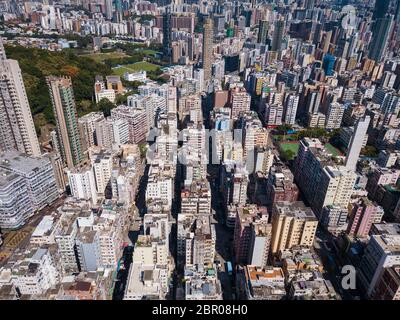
0,0,400,303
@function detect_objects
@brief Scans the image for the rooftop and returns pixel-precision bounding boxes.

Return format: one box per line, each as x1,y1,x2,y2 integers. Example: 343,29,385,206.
125,263,164,299
0,151,50,176
0,168,21,188
31,216,55,238
31,248,47,262
372,223,400,236
274,201,317,221
247,266,284,281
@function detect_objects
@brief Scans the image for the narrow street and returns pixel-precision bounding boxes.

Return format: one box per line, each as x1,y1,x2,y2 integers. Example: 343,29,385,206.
208,163,235,300
112,245,134,300
314,229,362,300
112,211,141,300
112,163,144,300
135,164,149,217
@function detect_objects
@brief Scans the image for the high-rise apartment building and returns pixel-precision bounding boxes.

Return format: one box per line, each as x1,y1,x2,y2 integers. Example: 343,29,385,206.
181,122,207,165
0,168,31,229
322,54,336,76
295,138,357,216
257,20,269,44
202,17,214,82
325,102,345,129
91,150,113,196
345,116,371,171
271,19,284,52
373,0,391,20
369,15,394,62
266,164,299,210
265,104,284,126
145,163,174,208
240,116,268,162
177,214,216,268
270,201,318,255
105,0,113,20
358,234,400,297
47,76,85,169
94,118,113,149
78,112,105,149
54,212,79,273
233,205,271,267
222,162,249,207
111,105,148,144
283,94,299,125
347,197,384,238
372,266,400,300
10,247,59,296
67,165,98,205
181,179,211,215
230,87,251,119
162,7,172,60
0,39,41,157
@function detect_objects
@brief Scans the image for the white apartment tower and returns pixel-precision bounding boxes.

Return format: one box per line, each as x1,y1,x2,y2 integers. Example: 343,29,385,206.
78,112,105,149
67,166,98,205
345,116,371,171
325,102,345,129
91,150,113,195
145,164,174,207
295,138,357,216
283,94,299,125
0,38,41,156
12,248,59,295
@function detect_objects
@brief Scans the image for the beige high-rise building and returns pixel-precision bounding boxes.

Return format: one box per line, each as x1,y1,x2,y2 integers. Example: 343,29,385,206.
0,38,41,157
202,17,213,82
78,111,105,149
242,121,268,158
271,201,318,255
230,87,251,119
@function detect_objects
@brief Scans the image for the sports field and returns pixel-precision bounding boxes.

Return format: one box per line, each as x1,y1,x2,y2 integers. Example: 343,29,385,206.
112,61,160,76
280,141,300,155
81,51,128,63
279,141,342,158
279,141,343,157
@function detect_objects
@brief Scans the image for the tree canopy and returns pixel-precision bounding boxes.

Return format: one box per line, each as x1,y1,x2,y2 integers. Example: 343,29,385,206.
5,45,111,125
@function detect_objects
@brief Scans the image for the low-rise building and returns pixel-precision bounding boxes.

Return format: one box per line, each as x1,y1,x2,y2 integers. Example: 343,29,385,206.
236,265,286,300
289,273,339,300
184,265,222,300
278,247,324,284
124,234,170,300
10,247,59,296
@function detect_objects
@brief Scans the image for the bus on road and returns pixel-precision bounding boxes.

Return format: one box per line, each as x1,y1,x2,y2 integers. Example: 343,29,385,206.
226,261,233,275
